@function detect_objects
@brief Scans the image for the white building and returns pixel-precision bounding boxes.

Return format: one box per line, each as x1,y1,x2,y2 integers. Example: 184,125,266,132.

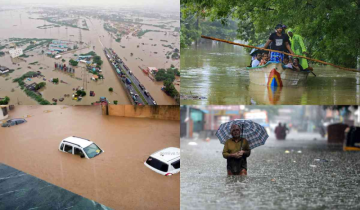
9,48,23,58
0,105,9,121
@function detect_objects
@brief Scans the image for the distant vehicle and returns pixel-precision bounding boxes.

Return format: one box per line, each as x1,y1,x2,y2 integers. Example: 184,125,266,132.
244,110,270,134
2,118,27,127
59,136,104,159
144,147,180,176
139,84,145,90
144,90,149,97
129,71,133,75
152,101,157,105
126,78,132,84
130,91,134,95
132,95,137,101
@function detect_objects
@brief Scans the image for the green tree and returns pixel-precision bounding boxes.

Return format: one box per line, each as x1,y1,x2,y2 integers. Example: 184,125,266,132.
181,0,360,68
35,82,46,90
114,100,118,105
109,87,113,92
69,59,78,66
93,56,103,67
76,90,86,97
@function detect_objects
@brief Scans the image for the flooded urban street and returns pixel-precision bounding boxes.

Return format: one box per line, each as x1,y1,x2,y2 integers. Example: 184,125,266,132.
181,133,360,210
180,42,360,105
0,8,179,105
0,105,180,209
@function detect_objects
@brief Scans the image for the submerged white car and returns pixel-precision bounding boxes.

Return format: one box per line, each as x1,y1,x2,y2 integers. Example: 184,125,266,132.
144,147,180,176
59,136,104,159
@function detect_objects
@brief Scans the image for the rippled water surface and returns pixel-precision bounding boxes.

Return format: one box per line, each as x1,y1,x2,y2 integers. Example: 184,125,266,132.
181,133,360,210
180,42,360,105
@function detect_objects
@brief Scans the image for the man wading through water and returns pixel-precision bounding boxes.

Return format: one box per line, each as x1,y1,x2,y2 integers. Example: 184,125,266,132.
222,124,251,175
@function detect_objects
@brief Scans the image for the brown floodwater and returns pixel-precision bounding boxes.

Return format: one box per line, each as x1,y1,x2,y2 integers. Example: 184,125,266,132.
0,9,179,105
0,105,180,209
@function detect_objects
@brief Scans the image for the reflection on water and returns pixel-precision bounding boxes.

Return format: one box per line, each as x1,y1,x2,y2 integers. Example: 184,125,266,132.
0,106,180,209
181,41,360,105
181,135,360,210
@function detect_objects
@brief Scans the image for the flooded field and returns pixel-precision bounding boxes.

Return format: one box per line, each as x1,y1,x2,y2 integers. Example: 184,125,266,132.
0,9,179,105
0,105,180,209
181,133,360,210
180,42,360,105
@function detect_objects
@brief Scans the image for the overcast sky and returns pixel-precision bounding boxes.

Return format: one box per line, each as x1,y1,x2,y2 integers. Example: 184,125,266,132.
0,0,180,12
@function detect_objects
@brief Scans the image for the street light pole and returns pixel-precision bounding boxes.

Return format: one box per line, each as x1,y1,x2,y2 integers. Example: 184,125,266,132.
186,106,190,138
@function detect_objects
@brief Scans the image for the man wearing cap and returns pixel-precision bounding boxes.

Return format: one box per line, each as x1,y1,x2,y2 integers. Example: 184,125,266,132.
264,24,294,63
287,29,309,70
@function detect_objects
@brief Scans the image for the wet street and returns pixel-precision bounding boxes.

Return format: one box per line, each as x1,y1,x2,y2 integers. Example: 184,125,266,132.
180,42,360,105
181,132,360,210
0,106,180,209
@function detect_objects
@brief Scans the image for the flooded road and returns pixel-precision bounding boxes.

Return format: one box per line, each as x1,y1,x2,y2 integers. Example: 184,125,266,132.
181,133,360,210
0,9,179,105
0,105,180,209
180,42,360,105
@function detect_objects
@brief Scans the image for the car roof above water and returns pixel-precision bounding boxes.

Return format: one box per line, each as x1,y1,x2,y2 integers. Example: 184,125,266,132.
150,147,180,163
62,136,93,148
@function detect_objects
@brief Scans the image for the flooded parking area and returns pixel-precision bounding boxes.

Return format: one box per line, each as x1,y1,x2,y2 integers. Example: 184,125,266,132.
180,133,360,210
0,105,180,209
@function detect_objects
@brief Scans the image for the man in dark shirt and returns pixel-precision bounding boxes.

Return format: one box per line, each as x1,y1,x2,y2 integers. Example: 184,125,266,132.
264,24,294,63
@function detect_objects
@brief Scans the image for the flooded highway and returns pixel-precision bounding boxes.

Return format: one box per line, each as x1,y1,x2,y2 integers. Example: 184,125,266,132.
0,8,179,105
0,105,180,209
180,133,360,210
180,42,360,105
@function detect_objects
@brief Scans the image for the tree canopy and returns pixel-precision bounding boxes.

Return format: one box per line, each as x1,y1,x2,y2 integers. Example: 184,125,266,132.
181,0,360,68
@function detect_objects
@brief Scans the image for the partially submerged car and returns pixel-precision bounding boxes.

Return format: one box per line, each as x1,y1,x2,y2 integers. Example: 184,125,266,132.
144,147,180,176
59,136,104,159
2,118,27,127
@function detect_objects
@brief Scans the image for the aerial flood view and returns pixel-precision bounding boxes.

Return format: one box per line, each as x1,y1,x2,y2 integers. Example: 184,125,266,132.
0,105,180,209
0,1,180,105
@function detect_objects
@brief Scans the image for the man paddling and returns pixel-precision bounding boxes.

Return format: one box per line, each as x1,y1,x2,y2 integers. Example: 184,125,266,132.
264,24,294,63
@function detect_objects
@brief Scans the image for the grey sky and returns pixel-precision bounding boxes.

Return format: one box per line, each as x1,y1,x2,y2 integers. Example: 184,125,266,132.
0,0,180,12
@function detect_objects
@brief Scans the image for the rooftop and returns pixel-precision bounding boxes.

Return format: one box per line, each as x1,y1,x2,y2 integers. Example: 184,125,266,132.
151,147,180,163
62,136,93,148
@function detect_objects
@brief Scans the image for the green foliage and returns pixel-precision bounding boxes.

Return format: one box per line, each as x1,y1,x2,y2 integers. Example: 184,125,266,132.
80,51,96,56
62,59,66,62
69,59,78,66
109,87,113,92
76,90,86,97
155,68,176,82
35,82,46,90
24,89,50,105
93,56,103,67
181,0,360,68
114,100,118,105
52,78,59,84
174,68,180,76
0,96,10,105
163,79,180,104
115,38,121,42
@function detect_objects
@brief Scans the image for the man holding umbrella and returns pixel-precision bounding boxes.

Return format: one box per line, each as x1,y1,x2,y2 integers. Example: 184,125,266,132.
217,120,269,176
223,124,251,175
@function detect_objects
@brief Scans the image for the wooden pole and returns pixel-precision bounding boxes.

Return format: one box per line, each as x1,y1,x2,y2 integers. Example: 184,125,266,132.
201,35,360,73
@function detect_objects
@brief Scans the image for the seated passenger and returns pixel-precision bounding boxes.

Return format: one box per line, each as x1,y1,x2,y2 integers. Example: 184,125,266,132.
292,58,304,71
283,56,293,68
251,53,262,67
259,53,269,66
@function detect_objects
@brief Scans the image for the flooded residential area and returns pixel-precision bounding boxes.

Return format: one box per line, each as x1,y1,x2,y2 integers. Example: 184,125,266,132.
0,4,180,105
0,105,180,209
